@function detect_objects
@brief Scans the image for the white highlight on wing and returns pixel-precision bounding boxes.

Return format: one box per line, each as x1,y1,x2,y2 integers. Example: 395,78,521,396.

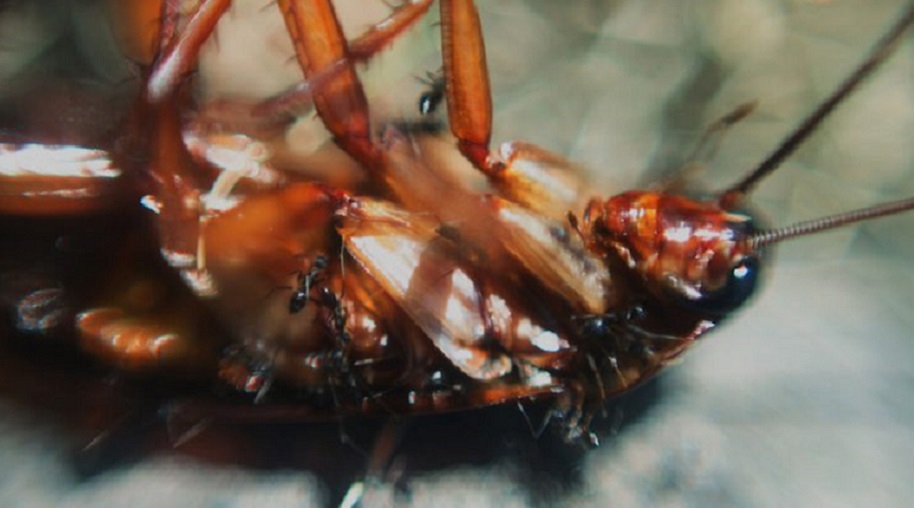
0,144,119,178
340,200,513,380
494,199,610,314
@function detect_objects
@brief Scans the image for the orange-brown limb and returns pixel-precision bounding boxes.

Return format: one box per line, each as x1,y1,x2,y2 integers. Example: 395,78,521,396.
147,0,233,103
257,0,434,122
440,0,500,175
348,0,434,61
277,0,375,165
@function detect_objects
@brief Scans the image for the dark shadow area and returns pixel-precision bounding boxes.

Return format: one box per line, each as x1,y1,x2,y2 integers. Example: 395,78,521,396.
0,333,665,507
0,357,665,508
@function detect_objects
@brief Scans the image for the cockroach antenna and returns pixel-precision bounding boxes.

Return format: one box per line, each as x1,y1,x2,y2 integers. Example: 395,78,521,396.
744,197,914,251
719,2,914,209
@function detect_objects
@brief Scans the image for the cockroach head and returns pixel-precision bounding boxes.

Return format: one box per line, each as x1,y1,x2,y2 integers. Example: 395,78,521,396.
580,191,763,316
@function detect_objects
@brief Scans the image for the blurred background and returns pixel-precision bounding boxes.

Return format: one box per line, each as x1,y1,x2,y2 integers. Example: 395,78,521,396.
1,0,913,506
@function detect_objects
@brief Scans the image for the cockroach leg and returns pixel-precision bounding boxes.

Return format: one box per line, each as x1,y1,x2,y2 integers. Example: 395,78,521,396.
277,0,450,170
157,0,184,54
138,89,207,274
438,0,495,173
339,418,409,508
147,0,233,103
255,0,434,122
75,301,220,377
276,0,375,164
148,0,432,110
249,60,351,122
346,0,435,61
438,0,591,220
217,343,276,398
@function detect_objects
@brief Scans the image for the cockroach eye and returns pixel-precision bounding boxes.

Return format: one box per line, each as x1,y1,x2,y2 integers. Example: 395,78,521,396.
665,256,762,317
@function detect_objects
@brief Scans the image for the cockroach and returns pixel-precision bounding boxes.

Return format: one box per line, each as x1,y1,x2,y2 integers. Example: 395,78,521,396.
0,0,913,479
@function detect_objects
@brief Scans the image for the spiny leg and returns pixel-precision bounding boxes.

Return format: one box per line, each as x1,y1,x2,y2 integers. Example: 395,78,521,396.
147,0,432,106
276,0,375,164
275,0,434,166
256,0,434,120
145,0,428,271
439,0,590,220
440,0,496,173
147,0,233,103
347,0,435,61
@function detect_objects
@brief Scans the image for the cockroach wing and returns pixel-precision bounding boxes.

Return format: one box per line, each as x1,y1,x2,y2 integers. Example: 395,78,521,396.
492,141,589,221
336,198,513,381
486,196,613,315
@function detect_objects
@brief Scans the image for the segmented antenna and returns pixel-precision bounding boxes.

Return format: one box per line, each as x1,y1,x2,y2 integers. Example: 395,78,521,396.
720,2,914,208
746,197,914,250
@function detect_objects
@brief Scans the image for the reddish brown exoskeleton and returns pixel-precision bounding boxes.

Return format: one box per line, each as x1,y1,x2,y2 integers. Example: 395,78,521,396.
1,0,913,450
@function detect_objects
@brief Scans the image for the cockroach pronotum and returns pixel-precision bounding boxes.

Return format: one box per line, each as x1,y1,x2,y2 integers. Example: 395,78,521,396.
0,0,913,505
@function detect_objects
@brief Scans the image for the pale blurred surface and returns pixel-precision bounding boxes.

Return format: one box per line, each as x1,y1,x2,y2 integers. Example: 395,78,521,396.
1,1,913,507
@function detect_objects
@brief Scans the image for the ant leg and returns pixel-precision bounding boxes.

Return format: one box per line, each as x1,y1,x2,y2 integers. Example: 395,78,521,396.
288,254,329,313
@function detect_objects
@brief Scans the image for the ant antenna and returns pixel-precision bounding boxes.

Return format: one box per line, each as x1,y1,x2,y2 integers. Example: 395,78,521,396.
719,3,914,209
745,196,914,250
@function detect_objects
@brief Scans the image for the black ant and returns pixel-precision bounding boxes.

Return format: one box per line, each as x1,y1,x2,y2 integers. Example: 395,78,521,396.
318,286,351,347
417,69,445,116
288,254,328,313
